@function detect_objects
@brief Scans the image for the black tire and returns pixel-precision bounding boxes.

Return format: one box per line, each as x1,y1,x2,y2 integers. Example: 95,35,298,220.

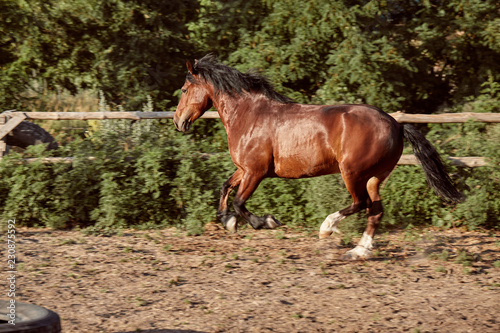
4,121,58,151
0,300,61,333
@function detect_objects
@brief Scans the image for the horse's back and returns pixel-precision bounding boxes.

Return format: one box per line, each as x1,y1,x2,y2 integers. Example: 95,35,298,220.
271,103,402,179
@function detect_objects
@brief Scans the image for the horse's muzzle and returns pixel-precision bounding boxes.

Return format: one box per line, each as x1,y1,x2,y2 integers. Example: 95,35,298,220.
173,115,191,133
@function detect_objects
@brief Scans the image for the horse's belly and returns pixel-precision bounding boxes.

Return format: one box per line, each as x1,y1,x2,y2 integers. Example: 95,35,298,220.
272,124,340,178
273,154,340,178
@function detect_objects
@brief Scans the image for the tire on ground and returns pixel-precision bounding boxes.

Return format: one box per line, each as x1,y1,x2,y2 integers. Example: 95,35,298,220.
4,121,58,150
0,300,61,332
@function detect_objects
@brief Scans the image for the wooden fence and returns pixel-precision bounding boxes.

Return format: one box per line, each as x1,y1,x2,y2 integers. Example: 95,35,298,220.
1,110,499,167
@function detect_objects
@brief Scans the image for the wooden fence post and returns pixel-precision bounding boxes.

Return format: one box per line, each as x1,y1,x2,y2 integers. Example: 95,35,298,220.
0,114,6,159
0,113,27,160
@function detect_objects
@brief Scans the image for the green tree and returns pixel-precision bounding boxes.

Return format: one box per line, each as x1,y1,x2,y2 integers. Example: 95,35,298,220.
212,0,500,113
0,0,198,110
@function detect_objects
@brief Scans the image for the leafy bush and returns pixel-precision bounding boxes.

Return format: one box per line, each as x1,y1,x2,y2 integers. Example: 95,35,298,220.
0,95,498,233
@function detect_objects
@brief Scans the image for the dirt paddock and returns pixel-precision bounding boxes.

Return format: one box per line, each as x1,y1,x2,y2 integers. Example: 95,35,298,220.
12,224,500,332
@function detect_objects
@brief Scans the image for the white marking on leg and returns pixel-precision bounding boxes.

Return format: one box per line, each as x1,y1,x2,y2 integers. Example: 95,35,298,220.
358,232,374,250
319,211,345,238
345,232,374,259
265,215,280,229
226,216,237,233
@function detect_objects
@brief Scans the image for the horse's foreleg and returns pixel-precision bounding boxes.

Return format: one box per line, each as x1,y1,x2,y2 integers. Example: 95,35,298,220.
233,173,281,230
217,169,243,232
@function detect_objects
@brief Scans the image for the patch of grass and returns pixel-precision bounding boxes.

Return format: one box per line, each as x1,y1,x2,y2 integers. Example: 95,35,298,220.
59,239,77,246
319,262,328,275
134,296,147,307
163,244,172,252
242,247,256,252
404,229,421,243
66,273,81,279
435,266,447,273
244,234,254,240
328,284,346,290
454,250,474,267
493,261,500,268
168,277,182,287
438,250,450,261
341,234,353,247
274,231,286,240
291,313,303,319
429,250,450,261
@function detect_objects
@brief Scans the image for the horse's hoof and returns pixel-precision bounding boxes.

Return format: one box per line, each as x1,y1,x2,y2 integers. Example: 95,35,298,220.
341,247,372,261
319,231,333,239
264,215,281,229
225,216,238,233
319,226,341,239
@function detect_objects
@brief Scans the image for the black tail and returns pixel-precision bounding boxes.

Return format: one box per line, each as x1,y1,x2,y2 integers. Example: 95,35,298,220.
403,124,464,203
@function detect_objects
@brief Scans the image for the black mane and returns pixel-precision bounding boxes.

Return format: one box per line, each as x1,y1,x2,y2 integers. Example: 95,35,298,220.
188,54,295,104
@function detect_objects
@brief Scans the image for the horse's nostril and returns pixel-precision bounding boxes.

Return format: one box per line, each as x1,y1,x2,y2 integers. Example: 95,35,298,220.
182,120,191,132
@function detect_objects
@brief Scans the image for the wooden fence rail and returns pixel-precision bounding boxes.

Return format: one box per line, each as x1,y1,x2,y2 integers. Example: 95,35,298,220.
15,155,490,168
2,110,500,122
1,111,499,167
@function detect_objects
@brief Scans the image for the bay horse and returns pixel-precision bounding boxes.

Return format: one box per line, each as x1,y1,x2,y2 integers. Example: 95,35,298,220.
173,54,463,259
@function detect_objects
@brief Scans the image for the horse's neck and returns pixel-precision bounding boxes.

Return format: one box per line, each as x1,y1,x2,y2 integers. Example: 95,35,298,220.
213,92,269,130
213,93,245,129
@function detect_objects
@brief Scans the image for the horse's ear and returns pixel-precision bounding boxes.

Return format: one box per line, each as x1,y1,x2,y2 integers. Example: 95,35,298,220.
186,60,194,74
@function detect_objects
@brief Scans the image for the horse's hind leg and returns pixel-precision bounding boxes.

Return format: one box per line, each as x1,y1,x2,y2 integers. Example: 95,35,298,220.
319,180,369,239
217,169,243,232
232,172,281,230
343,174,386,260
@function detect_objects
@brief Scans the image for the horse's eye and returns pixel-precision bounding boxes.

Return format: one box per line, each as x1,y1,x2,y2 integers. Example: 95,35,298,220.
181,89,188,94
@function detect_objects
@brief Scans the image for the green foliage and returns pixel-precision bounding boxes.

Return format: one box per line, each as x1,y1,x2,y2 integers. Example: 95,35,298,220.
1,0,499,233
0,97,229,232
4,0,498,113
0,0,198,110
1,98,498,232
221,0,500,112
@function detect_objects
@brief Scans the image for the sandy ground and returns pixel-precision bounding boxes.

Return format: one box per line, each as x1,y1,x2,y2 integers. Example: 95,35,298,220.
8,224,500,332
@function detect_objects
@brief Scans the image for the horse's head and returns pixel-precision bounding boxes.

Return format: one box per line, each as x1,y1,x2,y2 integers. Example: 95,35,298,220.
173,60,213,132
